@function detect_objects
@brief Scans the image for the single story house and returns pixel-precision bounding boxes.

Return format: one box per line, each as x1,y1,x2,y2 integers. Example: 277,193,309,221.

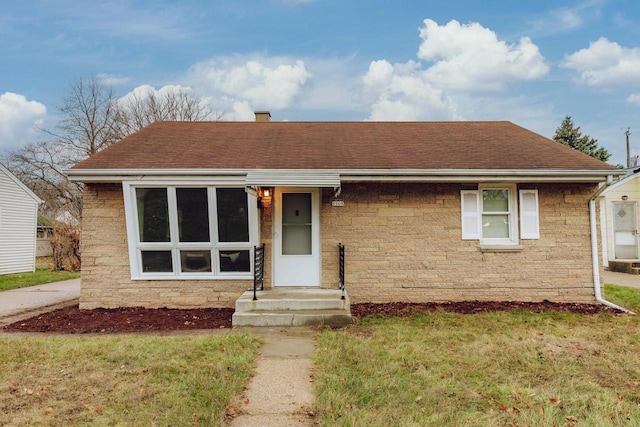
0,163,41,275
66,113,626,310
598,169,640,273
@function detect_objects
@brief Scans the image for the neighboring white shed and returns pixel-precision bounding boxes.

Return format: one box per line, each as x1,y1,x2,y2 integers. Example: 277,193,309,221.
599,170,640,270
0,163,41,275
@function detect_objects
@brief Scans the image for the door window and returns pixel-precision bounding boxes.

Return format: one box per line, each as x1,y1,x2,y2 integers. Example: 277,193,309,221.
282,193,312,255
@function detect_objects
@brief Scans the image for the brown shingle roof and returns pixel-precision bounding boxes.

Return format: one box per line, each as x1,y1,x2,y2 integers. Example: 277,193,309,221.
70,121,616,171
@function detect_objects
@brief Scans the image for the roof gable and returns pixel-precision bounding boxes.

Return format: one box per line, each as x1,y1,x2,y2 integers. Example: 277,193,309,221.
0,163,42,204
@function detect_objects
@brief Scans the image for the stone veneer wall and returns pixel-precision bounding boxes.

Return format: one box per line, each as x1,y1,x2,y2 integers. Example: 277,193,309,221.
80,181,601,308
320,182,600,304
79,183,250,309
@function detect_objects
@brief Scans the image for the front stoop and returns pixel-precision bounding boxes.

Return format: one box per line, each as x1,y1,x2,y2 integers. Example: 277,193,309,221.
608,261,640,275
232,288,351,327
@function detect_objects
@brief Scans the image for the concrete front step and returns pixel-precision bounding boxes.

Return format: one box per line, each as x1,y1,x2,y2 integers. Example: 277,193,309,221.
608,260,640,274
232,288,351,327
232,309,351,327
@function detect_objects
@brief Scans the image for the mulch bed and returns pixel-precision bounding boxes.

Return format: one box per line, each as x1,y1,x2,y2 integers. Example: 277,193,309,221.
2,301,622,334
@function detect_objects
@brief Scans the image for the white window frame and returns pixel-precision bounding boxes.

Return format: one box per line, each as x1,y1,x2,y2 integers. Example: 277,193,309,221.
461,184,538,246
123,181,258,280
479,184,518,245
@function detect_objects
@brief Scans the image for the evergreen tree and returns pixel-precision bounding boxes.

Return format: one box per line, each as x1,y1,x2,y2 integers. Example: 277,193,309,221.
553,116,611,162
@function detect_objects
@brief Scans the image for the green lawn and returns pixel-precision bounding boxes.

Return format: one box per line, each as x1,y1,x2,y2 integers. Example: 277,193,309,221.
0,334,261,426
0,268,80,291
314,288,640,426
604,283,640,311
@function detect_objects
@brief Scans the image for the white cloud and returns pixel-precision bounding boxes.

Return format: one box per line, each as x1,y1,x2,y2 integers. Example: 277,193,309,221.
524,0,605,38
627,94,640,104
357,20,550,121
562,37,640,87
0,92,46,153
189,56,311,115
97,73,131,86
417,19,549,92
119,84,195,101
362,59,458,121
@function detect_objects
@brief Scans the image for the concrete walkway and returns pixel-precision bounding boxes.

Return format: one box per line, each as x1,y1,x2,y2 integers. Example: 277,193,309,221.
230,327,317,427
0,278,80,326
602,270,640,289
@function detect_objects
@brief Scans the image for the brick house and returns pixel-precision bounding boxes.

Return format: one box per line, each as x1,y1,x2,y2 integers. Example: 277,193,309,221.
66,113,624,312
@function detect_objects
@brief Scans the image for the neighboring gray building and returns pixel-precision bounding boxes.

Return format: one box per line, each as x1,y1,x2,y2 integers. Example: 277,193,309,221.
0,163,41,275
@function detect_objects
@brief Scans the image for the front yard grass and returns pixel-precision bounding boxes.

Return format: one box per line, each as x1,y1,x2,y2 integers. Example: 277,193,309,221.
0,268,80,292
314,299,640,425
604,283,640,311
0,334,261,426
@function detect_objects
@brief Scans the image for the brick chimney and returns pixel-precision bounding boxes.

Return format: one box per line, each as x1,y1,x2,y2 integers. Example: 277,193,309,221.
254,111,271,122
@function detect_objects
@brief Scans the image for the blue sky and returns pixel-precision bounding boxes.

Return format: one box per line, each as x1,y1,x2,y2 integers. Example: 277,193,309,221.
1,0,640,165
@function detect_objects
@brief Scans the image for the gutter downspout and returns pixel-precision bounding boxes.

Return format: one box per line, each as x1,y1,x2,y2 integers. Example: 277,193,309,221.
590,176,635,314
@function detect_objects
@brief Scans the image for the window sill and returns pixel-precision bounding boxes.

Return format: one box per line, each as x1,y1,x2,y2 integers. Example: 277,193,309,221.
132,275,253,281
479,245,524,253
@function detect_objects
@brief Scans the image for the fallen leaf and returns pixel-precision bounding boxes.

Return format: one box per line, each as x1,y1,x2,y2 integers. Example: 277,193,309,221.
95,406,103,414
44,407,53,415
415,395,423,402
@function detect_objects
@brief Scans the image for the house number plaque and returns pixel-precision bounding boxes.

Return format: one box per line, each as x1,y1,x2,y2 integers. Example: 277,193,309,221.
331,200,345,207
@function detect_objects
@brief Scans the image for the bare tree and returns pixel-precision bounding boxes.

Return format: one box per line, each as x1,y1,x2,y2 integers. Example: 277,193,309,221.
6,76,218,270
112,86,214,139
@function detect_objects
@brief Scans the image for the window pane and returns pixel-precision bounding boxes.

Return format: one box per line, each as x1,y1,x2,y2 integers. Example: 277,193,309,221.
136,188,170,242
483,190,509,212
282,193,312,255
177,188,210,242
180,250,212,272
219,250,250,272
614,204,635,231
141,251,173,272
482,214,510,238
283,193,312,224
216,188,249,242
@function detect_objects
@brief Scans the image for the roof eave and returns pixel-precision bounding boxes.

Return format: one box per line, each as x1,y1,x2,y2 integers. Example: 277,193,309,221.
65,168,623,184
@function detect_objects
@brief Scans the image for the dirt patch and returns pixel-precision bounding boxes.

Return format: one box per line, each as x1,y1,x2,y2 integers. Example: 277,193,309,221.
2,301,622,334
3,306,234,333
349,300,621,317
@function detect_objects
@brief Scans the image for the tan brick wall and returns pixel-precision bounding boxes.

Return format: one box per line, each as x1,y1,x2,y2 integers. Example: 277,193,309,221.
79,184,250,309
320,183,600,304
81,182,601,308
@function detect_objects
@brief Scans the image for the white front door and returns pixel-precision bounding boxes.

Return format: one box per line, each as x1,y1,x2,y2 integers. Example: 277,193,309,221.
613,202,639,259
273,188,321,286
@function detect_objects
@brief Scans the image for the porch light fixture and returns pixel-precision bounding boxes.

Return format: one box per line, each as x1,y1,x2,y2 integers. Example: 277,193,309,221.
622,195,629,200
258,187,273,209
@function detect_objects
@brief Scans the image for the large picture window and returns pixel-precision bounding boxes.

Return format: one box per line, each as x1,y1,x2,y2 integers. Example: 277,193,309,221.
125,184,256,279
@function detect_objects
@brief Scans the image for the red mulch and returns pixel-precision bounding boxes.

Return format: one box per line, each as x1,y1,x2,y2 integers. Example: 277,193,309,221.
2,301,621,334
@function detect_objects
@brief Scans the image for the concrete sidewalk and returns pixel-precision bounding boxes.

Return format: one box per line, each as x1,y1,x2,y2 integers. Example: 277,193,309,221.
602,270,640,289
0,278,80,326
230,327,317,427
